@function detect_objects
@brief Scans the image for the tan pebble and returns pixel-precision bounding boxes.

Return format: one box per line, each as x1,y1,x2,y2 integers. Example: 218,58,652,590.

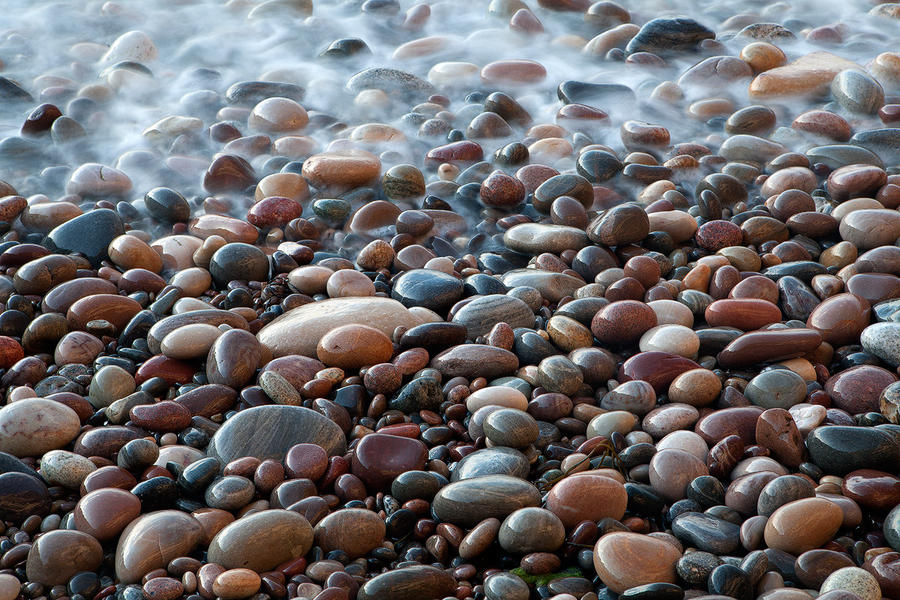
288,266,333,295
108,235,163,273
161,324,222,360
170,268,213,297
212,569,261,600
248,98,308,134
326,270,375,298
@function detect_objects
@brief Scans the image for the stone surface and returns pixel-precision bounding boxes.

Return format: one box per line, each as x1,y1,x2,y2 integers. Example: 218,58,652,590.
257,297,420,357
357,566,456,600
26,530,103,586
432,475,542,527
115,511,203,584
0,398,80,457
593,532,681,593
208,509,313,572
207,405,346,463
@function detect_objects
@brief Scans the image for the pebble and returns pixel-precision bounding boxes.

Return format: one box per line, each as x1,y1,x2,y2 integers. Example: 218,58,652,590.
498,507,565,553
208,509,313,571
593,532,682,593
257,297,419,357
206,405,347,464
545,473,627,527
432,475,541,527
25,529,103,585
820,567,882,600
0,398,80,457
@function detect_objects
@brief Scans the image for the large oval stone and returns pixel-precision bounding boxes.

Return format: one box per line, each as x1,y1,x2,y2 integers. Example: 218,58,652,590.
207,405,347,464
207,329,261,390
430,344,519,379
115,510,203,583
593,532,681,593
313,508,386,559
807,293,870,346
351,433,427,490
257,297,420,357
0,472,50,520
764,497,844,554
26,529,103,585
0,398,80,457
207,509,313,572
545,473,628,528
452,295,534,339
73,488,142,541
432,475,541,527
357,565,456,600
807,426,900,475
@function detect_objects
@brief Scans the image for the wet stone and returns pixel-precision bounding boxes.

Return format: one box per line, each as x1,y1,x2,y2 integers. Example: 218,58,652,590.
43,208,124,267
451,446,530,481
391,269,464,313
626,18,715,55
207,405,347,464
672,512,741,555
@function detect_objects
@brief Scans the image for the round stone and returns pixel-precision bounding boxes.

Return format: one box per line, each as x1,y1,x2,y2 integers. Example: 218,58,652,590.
649,449,709,502
391,269,464,313
25,530,103,586
763,497,844,554
209,243,269,287
484,409,539,448
820,567,882,600
592,300,658,345
744,369,807,409
0,398,80,457
73,488,142,541
498,507,565,554
432,475,542,527
593,532,681,593
208,509,313,572
206,405,347,464
317,324,394,369
545,473,628,528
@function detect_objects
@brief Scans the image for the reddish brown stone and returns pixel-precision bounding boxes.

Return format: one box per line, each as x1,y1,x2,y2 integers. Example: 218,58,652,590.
846,273,900,305
618,352,700,393
130,401,192,432
842,469,900,510
755,408,805,468
827,164,887,202
117,269,167,294
350,433,427,490
73,427,144,460
806,293,870,346
705,298,782,331
174,384,238,418
135,355,196,386
204,155,256,194
696,220,743,251
716,329,823,368
73,488,141,541
247,197,303,229
863,552,900,599
791,110,851,141
425,141,484,167
591,300,657,345
65,294,142,332
695,406,764,445
42,278,118,314
81,466,138,494
826,365,898,414
480,171,526,208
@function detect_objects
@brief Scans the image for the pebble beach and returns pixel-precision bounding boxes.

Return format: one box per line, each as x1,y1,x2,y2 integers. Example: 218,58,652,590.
0,1,898,600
